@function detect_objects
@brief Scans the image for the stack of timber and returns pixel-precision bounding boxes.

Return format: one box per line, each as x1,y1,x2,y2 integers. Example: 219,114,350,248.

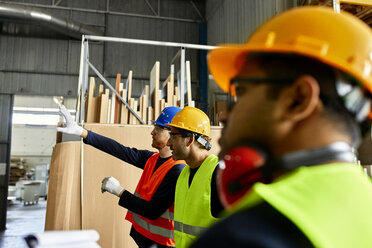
85,61,195,125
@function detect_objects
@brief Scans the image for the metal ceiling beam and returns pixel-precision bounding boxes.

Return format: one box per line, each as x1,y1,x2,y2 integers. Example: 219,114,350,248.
144,0,158,16
190,0,205,21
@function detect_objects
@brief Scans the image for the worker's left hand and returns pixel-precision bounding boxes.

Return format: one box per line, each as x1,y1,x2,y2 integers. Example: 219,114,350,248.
101,176,124,197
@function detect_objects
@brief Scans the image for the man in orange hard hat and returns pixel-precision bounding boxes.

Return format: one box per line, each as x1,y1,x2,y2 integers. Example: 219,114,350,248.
192,6,372,248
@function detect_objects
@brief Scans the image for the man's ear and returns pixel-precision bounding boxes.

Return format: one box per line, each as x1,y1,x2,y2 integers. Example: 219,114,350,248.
281,75,320,122
185,135,195,147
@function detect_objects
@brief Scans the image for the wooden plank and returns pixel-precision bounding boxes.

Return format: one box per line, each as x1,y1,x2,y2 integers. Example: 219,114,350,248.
160,99,165,113
110,92,116,124
128,99,134,124
150,61,160,121
114,74,121,124
147,106,153,125
143,85,149,124
173,96,178,107
133,100,138,124
126,70,133,101
117,83,124,122
99,89,109,124
186,61,192,106
139,95,144,123
86,77,96,123
107,99,112,124
174,86,179,101
167,74,174,106
120,89,128,124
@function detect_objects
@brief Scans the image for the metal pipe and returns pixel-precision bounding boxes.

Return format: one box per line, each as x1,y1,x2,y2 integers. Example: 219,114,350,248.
85,35,217,50
0,1,201,23
0,2,103,39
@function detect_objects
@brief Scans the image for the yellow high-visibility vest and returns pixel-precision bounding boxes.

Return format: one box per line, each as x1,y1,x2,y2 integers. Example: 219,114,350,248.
174,155,219,248
232,163,372,248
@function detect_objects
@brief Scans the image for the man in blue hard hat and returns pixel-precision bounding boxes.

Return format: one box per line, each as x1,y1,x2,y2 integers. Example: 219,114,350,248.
57,106,186,248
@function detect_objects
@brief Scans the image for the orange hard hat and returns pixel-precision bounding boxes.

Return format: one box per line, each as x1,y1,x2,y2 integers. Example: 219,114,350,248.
208,6,372,95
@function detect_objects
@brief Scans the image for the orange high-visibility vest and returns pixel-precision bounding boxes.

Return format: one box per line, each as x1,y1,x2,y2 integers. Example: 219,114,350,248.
125,153,185,246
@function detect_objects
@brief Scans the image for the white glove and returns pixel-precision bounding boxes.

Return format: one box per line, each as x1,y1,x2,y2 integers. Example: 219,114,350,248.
101,176,124,197
56,105,84,136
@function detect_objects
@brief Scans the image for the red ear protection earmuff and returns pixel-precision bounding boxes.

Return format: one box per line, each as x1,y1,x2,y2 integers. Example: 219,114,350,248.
217,145,267,210
217,141,356,210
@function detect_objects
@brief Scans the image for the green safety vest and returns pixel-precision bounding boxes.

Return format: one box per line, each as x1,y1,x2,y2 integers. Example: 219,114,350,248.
174,154,219,248
232,163,372,248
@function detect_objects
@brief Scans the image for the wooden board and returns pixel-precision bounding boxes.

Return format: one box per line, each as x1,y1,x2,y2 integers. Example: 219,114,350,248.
86,77,100,123
99,89,109,124
147,106,153,125
167,74,174,106
186,61,192,106
110,92,116,124
126,71,133,101
120,89,128,124
150,62,160,121
114,74,121,124
45,142,81,230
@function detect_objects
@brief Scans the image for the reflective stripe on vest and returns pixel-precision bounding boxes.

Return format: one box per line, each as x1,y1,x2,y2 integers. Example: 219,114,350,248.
134,191,174,220
174,221,208,237
128,210,174,239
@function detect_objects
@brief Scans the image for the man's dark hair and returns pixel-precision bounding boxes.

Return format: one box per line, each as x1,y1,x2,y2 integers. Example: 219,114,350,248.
245,52,362,147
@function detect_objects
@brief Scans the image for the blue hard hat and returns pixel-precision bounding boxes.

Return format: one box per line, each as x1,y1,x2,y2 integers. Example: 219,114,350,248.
152,106,182,128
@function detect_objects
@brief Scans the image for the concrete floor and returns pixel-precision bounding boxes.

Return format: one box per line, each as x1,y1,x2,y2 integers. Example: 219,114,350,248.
0,199,46,248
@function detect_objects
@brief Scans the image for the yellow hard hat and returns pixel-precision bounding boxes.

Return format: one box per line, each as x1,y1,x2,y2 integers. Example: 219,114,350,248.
208,6,372,94
167,106,210,137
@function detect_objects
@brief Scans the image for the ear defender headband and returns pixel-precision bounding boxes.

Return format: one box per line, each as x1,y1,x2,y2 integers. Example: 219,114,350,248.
217,142,357,210
196,135,212,151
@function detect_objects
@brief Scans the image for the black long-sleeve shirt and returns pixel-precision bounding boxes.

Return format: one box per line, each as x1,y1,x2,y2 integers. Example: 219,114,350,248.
84,131,185,248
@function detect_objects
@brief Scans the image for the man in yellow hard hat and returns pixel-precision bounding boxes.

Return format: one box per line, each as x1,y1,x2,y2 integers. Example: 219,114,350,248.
191,6,372,248
166,106,224,248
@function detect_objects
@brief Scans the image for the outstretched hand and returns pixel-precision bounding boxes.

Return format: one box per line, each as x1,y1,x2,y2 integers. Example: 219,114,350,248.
56,105,84,136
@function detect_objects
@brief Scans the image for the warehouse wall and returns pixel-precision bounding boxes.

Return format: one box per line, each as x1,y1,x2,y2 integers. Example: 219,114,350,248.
0,0,203,98
205,0,297,118
206,0,297,45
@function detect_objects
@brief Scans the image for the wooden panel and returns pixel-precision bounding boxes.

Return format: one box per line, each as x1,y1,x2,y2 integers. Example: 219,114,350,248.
45,142,81,230
114,74,121,124
167,74,174,106
126,71,133,101
147,106,153,125
186,61,192,106
99,89,109,124
86,77,100,123
110,92,116,124
150,62,160,121
120,89,128,124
